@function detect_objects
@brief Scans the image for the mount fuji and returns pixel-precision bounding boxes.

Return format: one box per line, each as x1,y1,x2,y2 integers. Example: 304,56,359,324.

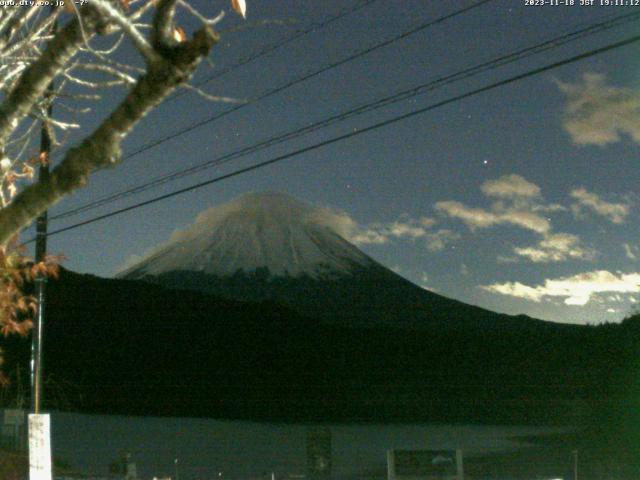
5,192,635,426
119,192,535,329
119,192,375,280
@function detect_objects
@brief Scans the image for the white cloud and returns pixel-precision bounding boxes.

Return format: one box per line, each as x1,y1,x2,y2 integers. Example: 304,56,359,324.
314,207,448,250
481,174,541,199
482,281,545,302
433,175,628,265
435,200,550,234
481,270,640,306
499,210,551,234
384,217,436,240
624,243,638,260
434,201,497,230
349,228,391,245
570,187,629,224
115,253,145,275
310,207,385,245
556,73,640,146
419,272,435,292
513,233,594,263
425,229,460,252
496,254,518,264
532,203,567,213
435,175,557,235
390,264,404,275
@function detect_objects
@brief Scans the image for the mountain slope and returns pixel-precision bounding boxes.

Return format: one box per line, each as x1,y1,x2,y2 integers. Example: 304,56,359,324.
119,192,551,329
4,192,634,425
119,192,375,279
3,268,635,426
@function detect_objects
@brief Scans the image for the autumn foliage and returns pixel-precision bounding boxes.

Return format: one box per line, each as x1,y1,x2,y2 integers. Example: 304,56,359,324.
0,0,248,389
0,240,60,385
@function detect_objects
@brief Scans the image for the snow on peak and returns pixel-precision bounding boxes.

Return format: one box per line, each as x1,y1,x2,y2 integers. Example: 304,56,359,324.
118,192,376,279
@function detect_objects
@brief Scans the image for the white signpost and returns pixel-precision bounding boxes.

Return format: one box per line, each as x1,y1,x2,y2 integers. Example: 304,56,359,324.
28,413,52,480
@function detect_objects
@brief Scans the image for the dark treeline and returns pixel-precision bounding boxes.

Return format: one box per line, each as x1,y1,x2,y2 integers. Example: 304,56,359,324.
1,268,638,476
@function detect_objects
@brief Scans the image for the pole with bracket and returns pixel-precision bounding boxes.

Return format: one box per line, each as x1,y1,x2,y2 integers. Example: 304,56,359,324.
28,10,56,480
30,76,53,416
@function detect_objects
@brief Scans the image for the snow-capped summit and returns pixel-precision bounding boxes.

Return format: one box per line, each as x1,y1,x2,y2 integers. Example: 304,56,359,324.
119,191,537,329
118,192,375,279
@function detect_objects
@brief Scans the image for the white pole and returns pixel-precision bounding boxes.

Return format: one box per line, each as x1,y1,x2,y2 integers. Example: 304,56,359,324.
456,449,464,480
386,450,396,480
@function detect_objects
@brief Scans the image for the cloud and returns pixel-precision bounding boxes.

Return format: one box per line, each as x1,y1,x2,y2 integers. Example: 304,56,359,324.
419,272,436,292
384,217,436,240
624,243,638,260
513,233,594,263
481,174,541,199
434,175,621,264
314,207,444,248
425,229,461,252
435,175,556,235
348,228,390,245
481,281,546,303
556,73,640,146
481,270,640,306
434,201,499,230
115,253,145,275
311,208,391,245
570,187,629,224
435,200,550,234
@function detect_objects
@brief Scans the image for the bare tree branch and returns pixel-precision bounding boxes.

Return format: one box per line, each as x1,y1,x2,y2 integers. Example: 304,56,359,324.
90,0,160,63
0,8,107,147
0,26,219,244
152,0,180,49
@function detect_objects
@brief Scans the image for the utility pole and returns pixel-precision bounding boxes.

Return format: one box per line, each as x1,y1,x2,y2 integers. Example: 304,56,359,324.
28,9,56,480
28,55,53,480
30,57,53,416
30,0,57,417
573,449,579,480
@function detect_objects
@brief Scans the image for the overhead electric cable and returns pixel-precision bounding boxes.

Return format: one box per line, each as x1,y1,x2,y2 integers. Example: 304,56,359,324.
174,0,383,97
28,31,640,243
110,0,495,161
50,10,640,221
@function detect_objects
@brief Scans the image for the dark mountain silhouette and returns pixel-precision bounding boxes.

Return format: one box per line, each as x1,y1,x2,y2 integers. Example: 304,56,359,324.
118,192,556,330
2,193,637,434
1,267,637,429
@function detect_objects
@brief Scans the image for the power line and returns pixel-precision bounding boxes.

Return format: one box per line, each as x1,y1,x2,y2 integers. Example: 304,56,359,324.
104,0,495,162
29,32,640,243
52,0,496,220
51,10,640,221
175,0,383,97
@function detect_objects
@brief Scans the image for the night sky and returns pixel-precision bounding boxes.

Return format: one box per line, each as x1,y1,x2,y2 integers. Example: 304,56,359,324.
32,0,640,325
